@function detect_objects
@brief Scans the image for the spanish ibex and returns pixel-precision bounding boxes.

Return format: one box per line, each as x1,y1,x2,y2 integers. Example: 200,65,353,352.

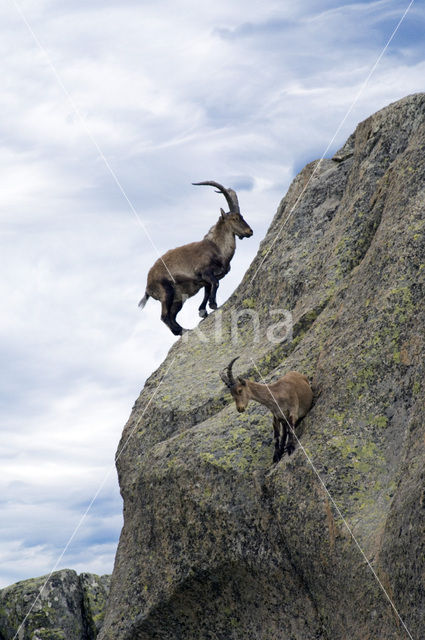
220,357,313,463
138,181,253,335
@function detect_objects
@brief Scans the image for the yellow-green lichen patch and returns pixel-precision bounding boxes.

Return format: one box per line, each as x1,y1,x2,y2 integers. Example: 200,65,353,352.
368,415,388,429
242,297,256,309
198,418,272,473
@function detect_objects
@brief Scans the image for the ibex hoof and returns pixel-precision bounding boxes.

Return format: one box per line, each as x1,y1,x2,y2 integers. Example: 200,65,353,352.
172,326,186,336
286,443,295,456
209,301,218,310
199,309,208,318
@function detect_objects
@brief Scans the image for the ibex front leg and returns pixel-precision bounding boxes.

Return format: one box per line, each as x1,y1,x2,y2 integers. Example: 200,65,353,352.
272,416,281,463
198,284,211,318
278,417,288,460
201,270,220,310
286,415,296,456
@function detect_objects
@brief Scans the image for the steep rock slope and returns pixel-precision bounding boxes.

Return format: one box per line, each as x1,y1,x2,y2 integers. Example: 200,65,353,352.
100,94,425,640
0,570,110,639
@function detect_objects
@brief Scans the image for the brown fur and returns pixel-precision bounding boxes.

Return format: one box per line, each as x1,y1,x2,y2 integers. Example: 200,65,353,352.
221,360,313,463
139,183,253,335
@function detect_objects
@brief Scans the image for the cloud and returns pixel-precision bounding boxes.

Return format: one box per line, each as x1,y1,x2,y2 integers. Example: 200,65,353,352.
1,0,423,587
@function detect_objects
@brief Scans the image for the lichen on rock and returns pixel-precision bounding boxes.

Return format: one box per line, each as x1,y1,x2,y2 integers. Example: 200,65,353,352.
99,94,425,639
0,570,110,640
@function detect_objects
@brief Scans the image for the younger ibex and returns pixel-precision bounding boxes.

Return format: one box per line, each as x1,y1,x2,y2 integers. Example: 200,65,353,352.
138,181,253,335
220,357,313,463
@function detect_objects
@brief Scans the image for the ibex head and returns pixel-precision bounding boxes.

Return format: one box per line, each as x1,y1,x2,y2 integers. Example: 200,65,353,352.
220,356,250,413
193,181,253,239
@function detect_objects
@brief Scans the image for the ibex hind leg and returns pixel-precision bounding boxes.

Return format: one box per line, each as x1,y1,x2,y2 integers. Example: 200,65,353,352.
160,281,184,336
169,299,184,332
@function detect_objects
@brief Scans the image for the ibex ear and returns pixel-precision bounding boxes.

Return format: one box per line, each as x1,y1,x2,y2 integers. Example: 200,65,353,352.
220,207,226,219
238,377,246,386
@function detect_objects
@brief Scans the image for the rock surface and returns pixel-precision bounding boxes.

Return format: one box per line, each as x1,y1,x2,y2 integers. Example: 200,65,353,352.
0,570,110,640
100,94,425,639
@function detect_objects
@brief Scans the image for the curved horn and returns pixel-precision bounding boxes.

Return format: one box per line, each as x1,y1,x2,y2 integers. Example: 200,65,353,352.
220,369,230,387
192,181,240,214
226,187,240,214
220,356,239,387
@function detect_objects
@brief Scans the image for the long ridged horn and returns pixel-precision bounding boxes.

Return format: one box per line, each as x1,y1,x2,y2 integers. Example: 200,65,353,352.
192,181,240,214
220,356,239,387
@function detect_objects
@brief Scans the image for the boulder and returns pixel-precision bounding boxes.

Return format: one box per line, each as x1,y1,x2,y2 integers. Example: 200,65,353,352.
96,93,425,639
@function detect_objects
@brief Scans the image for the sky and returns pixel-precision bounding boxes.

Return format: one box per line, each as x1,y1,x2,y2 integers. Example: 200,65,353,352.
0,0,424,588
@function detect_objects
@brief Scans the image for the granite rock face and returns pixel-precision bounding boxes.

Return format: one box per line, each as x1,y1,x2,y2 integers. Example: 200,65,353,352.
100,94,425,639
0,570,110,640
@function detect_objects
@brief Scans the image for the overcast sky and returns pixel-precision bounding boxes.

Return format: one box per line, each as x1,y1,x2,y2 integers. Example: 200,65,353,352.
1,0,423,588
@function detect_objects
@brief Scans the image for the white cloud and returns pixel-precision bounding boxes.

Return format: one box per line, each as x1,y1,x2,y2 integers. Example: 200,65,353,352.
1,0,423,587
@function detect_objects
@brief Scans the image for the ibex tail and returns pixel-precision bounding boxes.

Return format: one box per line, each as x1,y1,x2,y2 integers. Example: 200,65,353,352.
138,292,150,310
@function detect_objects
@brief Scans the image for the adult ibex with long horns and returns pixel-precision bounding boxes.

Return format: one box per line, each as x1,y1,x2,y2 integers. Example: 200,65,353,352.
139,181,253,335
220,357,313,463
